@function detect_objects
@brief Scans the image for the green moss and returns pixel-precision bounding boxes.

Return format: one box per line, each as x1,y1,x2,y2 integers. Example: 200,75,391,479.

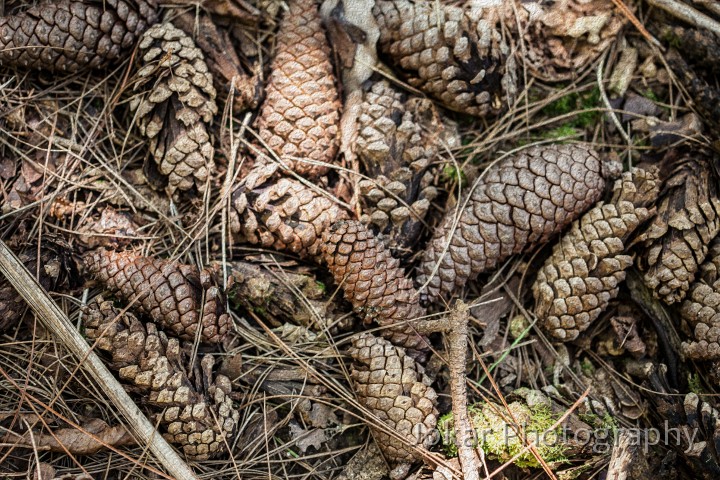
442,164,467,186
541,125,582,140
688,373,705,396
439,401,569,468
541,88,601,131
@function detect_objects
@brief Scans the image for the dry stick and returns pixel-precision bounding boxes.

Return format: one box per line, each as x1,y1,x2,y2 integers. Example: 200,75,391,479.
0,240,200,480
646,0,720,37
442,301,483,480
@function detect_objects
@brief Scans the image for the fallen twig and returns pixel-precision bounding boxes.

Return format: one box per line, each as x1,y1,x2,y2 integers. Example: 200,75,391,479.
646,0,720,37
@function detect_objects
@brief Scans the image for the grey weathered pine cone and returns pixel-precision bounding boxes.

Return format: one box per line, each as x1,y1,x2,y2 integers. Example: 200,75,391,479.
82,296,238,460
83,249,231,343
321,220,429,354
229,164,349,259
417,143,606,303
534,167,660,341
0,236,78,332
373,0,517,117
636,148,720,304
0,0,158,72
348,332,438,467
679,236,720,364
254,0,341,178
130,21,218,195
354,79,459,252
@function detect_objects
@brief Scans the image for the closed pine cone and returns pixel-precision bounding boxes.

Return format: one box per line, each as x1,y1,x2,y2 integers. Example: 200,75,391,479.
534,167,660,341
348,333,438,466
355,79,459,251
321,220,429,354
636,148,720,304
0,236,78,331
373,0,517,117
254,0,340,178
0,0,158,72
83,249,231,343
83,297,238,460
130,21,218,195
417,144,606,303
229,164,349,259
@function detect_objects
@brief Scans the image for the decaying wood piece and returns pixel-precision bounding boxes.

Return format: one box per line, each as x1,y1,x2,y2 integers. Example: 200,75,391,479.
373,0,517,117
0,0,158,72
83,249,232,343
0,240,200,480
534,167,660,341
418,144,606,303
606,429,651,479
636,148,720,304
225,260,346,331
321,220,429,355
130,21,218,195
348,332,438,475
82,297,239,460
254,0,341,178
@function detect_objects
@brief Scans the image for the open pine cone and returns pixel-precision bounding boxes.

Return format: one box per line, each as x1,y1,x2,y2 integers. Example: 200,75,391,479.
534,167,660,341
229,164,349,259
373,0,517,117
83,297,238,460
0,0,158,72
418,143,606,303
254,0,341,178
130,21,218,195
83,249,231,343
348,333,438,467
636,148,720,304
321,220,428,354
354,79,458,252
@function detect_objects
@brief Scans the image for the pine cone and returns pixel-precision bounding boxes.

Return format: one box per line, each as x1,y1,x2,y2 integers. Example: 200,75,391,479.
0,236,78,331
254,0,340,178
229,165,349,259
321,221,429,354
0,0,158,72
83,249,231,343
636,148,720,304
373,0,517,117
348,333,438,466
130,21,218,195
418,144,606,303
83,297,238,460
355,79,459,252
534,168,660,341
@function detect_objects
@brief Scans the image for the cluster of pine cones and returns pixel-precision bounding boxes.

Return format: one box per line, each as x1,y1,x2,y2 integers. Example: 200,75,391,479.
2,0,720,478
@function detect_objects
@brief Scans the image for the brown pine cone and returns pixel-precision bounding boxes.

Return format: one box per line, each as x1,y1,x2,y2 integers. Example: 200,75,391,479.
83,249,231,343
0,236,78,331
418,144,606,303
354,79,459,252
348,333,438,466
373,0,517,117
83,297,238,460
130,21,218,195
321,220,429,354
254,0,341,178
534,168,660,341
636,148,720,304
229,165,349,259
0,0,158,72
